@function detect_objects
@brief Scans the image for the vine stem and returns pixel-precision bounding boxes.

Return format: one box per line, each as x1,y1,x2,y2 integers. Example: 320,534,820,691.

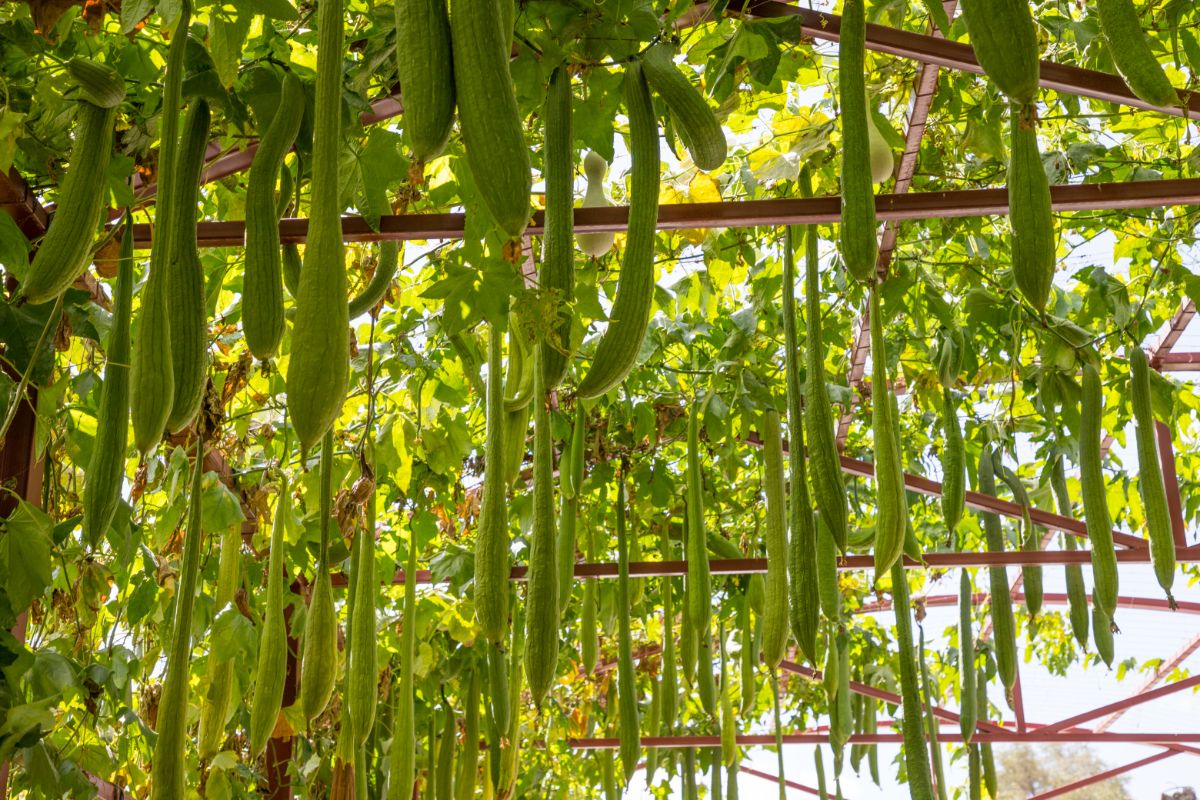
0,292,64,447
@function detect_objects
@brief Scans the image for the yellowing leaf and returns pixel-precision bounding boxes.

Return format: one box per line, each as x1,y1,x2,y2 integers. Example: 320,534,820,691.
688,172,722,204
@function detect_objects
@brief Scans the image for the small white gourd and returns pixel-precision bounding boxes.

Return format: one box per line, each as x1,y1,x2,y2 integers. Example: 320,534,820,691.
867,104,895,185
575,150,616,257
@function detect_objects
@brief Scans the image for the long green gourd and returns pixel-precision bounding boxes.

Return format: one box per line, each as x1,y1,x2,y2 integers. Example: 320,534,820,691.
1129,346,1176,605
575,63,660,398
870,285,907,582
148,442,204,800
645,678,661,784
738,599,755,716
540,66,575,389
556,405,586,616
347,240,400,319
760,408,789,669
800,182,849,553
301,431,338,721
838,0,878,282
660,526,679,732
81,214,133,547
523,361,559,706
456,669,481,800
249,478,290,759
941,389,966,540
386,527,419,800
476,323,510,644
685,397,712,651
244,71,304,360
977,444,1018,704
1093,603,1116,668
395,0,455,165
1007,102,1055,313
131,2,189,454
1097,0,1178,108
640,43,727,171
196,522,241,760
498,594,524,799
165,98,212,434
580,516,599,674
918,627,948,800
994,455,1043,619
448,0,530,238
718,621,736,768
816,517,841,622
959,570,977,744
1080,361,1119,622
888,562,936,800
348,474,377,744
959,0,1040,104
287,0,349,454
615,478,641,782
19,101,115,304
436,700,457,799
698,618,717,718
1049,453,1089,650
782,223,819,664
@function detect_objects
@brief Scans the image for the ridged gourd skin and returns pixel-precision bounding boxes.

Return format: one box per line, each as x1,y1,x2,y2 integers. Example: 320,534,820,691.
869,286,907,583
386,528,419,800
1097,0,1178,109
959,0,1040,104
1129,346,1176,603
148,443,204,800
249,479,290,759
781,225,819,664
760,408,790,669
497,597,524,799
615,479,642,782
448,0,531,238
816,517,841,621
1049,455,1090,650
1007,103,1055,313
580,517,598,674
476,323,510,644
523,360,559,707
697,607,717,719
977,444,1019,703
684,397,713,652
640,43,727,171
347,479,377,744
981,738,998,798
995,456,1043,618
959,570,977,744
130,3,189,454
867,106,894,184
435,701,457,798
244,71,304,360
659,526,679,730
540,67,575,389
300,431,338,722
576,152,615,257
800,194,849,553
1079,361,1119,622
395,0,456,164
20,102,116,305
738,600,757,717
575,63,660,399
940,389,966,540
838,0,878,283
165,99,212,434
197,522,242,760
718,626,736,767
830,631,853,757
968,745,982,800
66,58,126,109
888,562,937,800
81,217,133,547
286,0,349,454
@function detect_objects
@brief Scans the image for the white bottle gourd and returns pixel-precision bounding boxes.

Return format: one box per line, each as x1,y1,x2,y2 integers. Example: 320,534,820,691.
867,103,894,185
575,151,616,257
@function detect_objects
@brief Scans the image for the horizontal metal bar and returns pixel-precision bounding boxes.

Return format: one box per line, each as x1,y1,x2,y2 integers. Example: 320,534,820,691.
568,731,1200,748
126,177,1200,249
738,0,1200,120
345,546,1200,588
1158,350,1200,371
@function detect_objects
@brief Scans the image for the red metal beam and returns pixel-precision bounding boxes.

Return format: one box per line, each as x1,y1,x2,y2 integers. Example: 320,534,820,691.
1095,633,1200,734
124,178,1200,249
569,731,1200,747
733,0,1200,119
0,167,48,240
739,765,844,799
1156,422,1189,550
1158,351,1200,371
1151,301,1197,362
1025,750,1180,800
1035,673,1200,736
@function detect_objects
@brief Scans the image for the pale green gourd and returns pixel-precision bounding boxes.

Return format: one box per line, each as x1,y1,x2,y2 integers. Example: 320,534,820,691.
576,151,615,257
